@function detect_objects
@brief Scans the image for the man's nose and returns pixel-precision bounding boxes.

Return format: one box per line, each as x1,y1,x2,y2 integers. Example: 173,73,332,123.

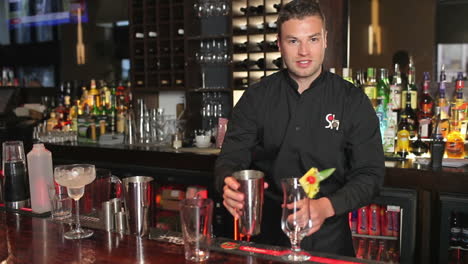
298,42,311,56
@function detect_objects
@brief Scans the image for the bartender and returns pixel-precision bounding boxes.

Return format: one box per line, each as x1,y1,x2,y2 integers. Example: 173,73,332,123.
215,0,385,257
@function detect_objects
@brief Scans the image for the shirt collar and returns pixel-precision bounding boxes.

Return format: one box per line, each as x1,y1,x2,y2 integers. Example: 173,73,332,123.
282,67,327,94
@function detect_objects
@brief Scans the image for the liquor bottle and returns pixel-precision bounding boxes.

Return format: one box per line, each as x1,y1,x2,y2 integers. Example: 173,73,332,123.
440,64,447,83
389,64,403,113
355,69,365,90
395,114,411,158
377,68,390,107
410,134,429,156
64,82,72,109
418,72,434,139
400,89,417,138
342,68,354,84
454,72,464,109
402,56,418,110
446,114,465,159
363,68,378,108
438,81,450,135
450,211,462,247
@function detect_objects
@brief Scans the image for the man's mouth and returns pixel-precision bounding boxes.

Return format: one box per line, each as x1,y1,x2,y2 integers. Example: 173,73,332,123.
296,60,312,68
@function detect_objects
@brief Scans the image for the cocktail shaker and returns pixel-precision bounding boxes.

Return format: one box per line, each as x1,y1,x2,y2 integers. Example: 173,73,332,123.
232,170,264,236
2,141,30,209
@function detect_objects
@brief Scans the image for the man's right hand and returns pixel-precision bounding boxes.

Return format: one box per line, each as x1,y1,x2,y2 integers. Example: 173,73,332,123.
222,176,244,218
222,176,269,218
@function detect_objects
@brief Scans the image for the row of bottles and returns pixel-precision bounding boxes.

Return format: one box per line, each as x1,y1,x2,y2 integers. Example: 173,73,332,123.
43,79,132,143
335,59,467,159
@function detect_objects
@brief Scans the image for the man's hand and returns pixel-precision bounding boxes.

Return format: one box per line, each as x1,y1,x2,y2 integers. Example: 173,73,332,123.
306,197,335,236
222,176,269,218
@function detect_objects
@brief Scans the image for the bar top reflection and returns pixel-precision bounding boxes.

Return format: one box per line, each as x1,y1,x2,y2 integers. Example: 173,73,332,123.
0,211,378,263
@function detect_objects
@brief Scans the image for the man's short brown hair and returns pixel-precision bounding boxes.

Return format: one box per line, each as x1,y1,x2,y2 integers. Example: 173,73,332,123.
276,0,326,36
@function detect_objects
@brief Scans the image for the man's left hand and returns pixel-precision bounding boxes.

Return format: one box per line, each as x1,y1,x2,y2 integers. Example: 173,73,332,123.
306,197,335,236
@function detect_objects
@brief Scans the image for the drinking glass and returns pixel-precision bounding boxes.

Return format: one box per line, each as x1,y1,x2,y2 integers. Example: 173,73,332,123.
281,178,313,262
54,164,96,239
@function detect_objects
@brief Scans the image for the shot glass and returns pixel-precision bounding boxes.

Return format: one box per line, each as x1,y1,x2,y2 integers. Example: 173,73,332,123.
48,184,72,220
179,198,213,262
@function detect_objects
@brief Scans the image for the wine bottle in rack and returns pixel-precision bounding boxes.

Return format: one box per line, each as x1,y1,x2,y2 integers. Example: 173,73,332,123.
256,58,266,70
272,57,283,69
234,78,249,87
266,21,277,31
240,6,256,15
233,42,248,53
256,5,265,14
234,59,256,70
273,3,282,12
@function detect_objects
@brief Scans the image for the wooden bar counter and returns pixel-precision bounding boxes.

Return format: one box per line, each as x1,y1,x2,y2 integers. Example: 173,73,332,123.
43,143,468,263
0,211,373,264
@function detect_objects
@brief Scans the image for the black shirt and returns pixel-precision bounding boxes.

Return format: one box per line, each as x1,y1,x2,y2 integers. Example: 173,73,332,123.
215,69,385,255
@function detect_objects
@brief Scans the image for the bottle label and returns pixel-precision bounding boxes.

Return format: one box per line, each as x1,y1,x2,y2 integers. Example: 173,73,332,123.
419,119,431,138
390,84,401,110
364,86,377,100
396,130,410,151
410,91,418,110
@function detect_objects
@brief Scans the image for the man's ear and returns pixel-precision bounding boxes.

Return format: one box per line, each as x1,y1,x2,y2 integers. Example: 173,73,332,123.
323,30,328,49
276,34,281,52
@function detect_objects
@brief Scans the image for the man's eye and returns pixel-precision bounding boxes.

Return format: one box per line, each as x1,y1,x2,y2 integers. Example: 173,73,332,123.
288,39,297,44
311,37,319,42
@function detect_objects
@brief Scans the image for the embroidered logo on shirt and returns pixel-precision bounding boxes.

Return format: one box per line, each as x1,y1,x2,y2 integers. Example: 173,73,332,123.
325,114,340,130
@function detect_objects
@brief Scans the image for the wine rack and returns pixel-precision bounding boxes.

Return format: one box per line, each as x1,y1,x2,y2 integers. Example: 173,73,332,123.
231,0,289,90
129,0,186,91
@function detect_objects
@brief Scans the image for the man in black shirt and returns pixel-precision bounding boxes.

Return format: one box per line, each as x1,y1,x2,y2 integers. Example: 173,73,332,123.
215,0,385,256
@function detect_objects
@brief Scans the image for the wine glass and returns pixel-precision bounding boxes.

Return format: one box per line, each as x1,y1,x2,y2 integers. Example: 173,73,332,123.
281,178,313,262
54,164,96,239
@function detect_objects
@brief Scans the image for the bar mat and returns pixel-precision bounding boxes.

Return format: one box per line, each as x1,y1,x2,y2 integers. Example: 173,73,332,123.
148,228,366,264
0,204,51,218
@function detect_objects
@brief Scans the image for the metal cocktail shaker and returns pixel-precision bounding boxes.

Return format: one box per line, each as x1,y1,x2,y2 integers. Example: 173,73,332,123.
2,141,30,209
122,176,154,236
232,170,264,237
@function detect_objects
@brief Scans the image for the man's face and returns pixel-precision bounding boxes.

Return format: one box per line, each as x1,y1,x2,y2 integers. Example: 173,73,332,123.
277,16,327,84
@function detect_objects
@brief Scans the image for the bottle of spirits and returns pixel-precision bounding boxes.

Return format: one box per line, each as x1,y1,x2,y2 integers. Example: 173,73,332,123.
454,72,464,109
438,81,450,138
377,68,390,107
400,88,417,138
446,113,465,159
418,72,434,139
389,64,403,113
410,134,429,156
402,56,418,110
395,114,411,158
355,69,365,90
363,67,378,108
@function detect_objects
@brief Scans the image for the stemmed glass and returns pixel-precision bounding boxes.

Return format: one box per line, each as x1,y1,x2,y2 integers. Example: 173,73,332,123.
54,164,96,239
281,178,313,262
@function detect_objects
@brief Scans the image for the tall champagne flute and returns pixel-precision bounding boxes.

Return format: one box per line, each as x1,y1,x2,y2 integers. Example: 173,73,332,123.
54,164,96,239
281,178,313,262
